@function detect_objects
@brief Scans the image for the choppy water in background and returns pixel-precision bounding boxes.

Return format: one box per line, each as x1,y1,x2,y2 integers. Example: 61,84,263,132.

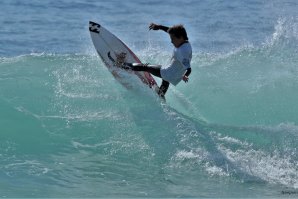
0,0,298,197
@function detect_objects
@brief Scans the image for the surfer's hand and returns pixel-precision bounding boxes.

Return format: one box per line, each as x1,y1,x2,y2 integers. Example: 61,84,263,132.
183,75,189,83
149,23,159,30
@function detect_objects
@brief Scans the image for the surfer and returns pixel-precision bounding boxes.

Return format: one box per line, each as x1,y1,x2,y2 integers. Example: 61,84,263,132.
127,23,192,97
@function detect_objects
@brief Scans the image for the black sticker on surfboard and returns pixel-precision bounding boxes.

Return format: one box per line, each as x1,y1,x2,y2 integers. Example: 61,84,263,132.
89,21,100,33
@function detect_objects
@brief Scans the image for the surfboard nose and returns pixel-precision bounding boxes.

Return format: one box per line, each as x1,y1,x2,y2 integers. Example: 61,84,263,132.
89,21,100,26
89,21,101,33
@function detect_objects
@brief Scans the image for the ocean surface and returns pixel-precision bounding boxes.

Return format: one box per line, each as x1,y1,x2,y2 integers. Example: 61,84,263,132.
1,0,298,198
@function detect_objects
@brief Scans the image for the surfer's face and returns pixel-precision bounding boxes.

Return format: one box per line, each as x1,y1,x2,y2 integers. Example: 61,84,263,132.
170,34,184,48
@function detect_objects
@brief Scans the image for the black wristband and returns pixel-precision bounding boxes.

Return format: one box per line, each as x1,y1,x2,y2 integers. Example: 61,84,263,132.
185,68,192,77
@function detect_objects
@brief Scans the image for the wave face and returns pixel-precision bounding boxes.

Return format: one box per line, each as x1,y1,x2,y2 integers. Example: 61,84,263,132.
0,31,297,197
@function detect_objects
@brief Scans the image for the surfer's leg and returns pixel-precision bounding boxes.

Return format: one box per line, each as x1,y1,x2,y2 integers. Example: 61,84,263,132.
133,66,162,78
147,67,162,78
159,80,170,97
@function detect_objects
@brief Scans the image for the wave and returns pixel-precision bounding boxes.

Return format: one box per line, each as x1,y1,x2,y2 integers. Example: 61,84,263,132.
0,18,298,194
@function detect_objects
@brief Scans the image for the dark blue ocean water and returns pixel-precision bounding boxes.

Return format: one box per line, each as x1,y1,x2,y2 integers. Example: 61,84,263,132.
0,0,298,198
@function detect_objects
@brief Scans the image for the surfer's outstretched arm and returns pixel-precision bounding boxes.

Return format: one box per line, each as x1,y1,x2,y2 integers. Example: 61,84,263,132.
149,23,169,32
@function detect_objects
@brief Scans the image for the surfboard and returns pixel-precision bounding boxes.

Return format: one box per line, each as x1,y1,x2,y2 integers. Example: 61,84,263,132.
89,21,160,94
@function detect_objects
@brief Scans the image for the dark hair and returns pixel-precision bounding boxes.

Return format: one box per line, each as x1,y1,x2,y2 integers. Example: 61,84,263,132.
168,24,188,40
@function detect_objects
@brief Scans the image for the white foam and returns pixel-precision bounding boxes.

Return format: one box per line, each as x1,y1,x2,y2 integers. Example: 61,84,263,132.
218,145,298,189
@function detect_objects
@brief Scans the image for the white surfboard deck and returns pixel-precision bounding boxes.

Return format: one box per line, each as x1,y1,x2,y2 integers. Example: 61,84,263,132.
89,21,160,94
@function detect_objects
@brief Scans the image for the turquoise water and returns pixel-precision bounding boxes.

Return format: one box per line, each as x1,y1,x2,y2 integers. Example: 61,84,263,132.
1,0,298,198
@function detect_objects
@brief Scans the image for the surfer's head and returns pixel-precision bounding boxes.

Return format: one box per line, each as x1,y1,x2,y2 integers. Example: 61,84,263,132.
168,24,188,47
168,25,188,40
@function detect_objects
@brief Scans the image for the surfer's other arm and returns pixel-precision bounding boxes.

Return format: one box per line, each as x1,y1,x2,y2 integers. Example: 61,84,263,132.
183,68,191,83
